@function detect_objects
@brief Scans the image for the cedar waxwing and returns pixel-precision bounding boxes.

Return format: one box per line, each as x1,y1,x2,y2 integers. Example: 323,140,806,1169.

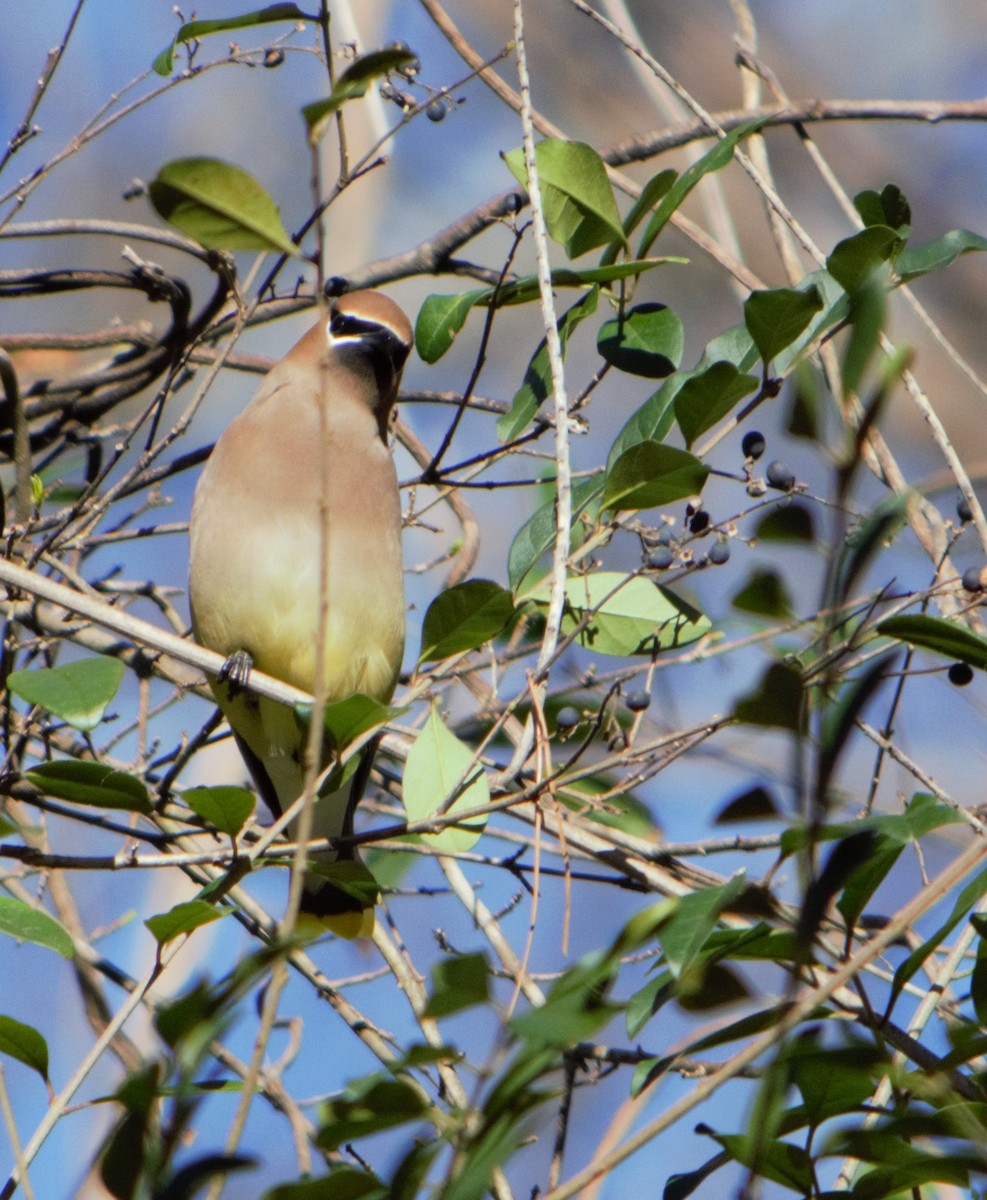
188,289,413,937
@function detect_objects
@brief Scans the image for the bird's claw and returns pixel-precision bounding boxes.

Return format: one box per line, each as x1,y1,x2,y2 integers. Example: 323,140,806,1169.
218,649,253,698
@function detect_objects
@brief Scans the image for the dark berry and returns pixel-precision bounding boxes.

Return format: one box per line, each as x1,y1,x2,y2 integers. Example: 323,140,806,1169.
962,567,985,593
742,431,766,461
625,690,651,712
949,662,974,687
958,496,974,524
708,540,731,565
766,461,796,491
647,546,675,570
555,706,581,731
426,99,446,122
689,510,710,535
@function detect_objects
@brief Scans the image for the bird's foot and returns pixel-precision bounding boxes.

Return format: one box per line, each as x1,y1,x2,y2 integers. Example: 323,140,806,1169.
218,649,253,698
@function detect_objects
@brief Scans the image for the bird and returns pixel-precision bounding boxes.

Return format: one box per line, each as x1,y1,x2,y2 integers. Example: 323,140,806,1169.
188,288,413,938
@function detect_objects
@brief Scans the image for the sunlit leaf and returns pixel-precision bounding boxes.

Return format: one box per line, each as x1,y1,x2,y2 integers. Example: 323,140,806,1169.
8,656,125,732
303,46,419,140
0,1015,49,1083
25,760,152,814
419,580,515,662
153,4,308,75
0,897,73,958
145,900,228,946
403,708,489,852
598,303,684,378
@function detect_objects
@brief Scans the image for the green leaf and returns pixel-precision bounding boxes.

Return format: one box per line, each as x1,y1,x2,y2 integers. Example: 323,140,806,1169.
315,1077,428,1152
153,4,308,74
598,303,684,378
0,1014,49,1082
7,656,125,732
673,361,759,448
319,693,402,753
895,228,987,283
25,760,152,814
149,158,297,255
503,139,624,257
635,117,769,257
303,45,420,140
415,262,673,365
0,897,73,957
841,273,886,396
826,225,902,293
422,952,490,1017
854,184,911,234
414,290,487,364
145,899,227,946
262,1167,389,1200
498,287,600,440
657,873,747,979
508,475,603,594
754,503,815,542
531,572,711,657
715,786,781,824
743,286,824,366
834,493,910,603
607,383,679,468
602,442,709,512
419,580,515,662
878,614,987,671
403,708,489,852
731,568,793,619
607,168,677,256
711,1134,813,1194
733,662,804,730
184,787,255,838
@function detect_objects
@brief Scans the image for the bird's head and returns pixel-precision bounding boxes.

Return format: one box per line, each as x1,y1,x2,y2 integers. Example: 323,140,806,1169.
326,290,413,437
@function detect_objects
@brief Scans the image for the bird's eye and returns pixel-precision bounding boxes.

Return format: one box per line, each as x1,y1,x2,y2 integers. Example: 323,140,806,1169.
330,312,367,338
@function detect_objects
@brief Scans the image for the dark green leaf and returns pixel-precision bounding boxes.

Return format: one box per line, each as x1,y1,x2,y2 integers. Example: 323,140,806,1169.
25,760,151,813
834,493,910,602
303,47,419,140
152,4,308,75
850,1155,971,1199
317,693,402,754
754,503,815,542
663,1155,727,1200
826,226,902,293
606,383,679,468
878,613,987,671
8,656,125,731
498,287,600,440
503,139,625,256
0,897,73,957
422,952,490,1017
626,972,674,1039
145,900,227,946
607,168,677,257
657,873,747,979
598,303,684,378
854,184,911,234
676,962,750,1011
895,228,987,284
743,286,824,366
841,274,886,396
636,117,769,256
315,1077,429,1152
673,361,758,447
150,158,297,255
508,475,603,594
714,786,780,824
262,1166,389,1200
0,1015,49,1081
419,580,514,662
710,1134,813,1193
414,291,485,364
733,662,804,730
602,442,709,512
731,569,793,619
184,787,254,838
161,1153,257,1200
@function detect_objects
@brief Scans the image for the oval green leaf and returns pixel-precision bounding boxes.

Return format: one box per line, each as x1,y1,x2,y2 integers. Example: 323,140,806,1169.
422,952,490,1018
743,285,823,366
508,475,604,595
149,158,297,255
25,760,152,813
419,579,515,663
673,361,759,448
602,442,709,513
184,787,255,838
403,707,489,852
0,1014,49,1082
145,899,227,946
303,46,419,141
0,897,73,958
153,4,308,75
532,572,710,657
598,303,684,379
504,138,624,257
8,656,125,732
